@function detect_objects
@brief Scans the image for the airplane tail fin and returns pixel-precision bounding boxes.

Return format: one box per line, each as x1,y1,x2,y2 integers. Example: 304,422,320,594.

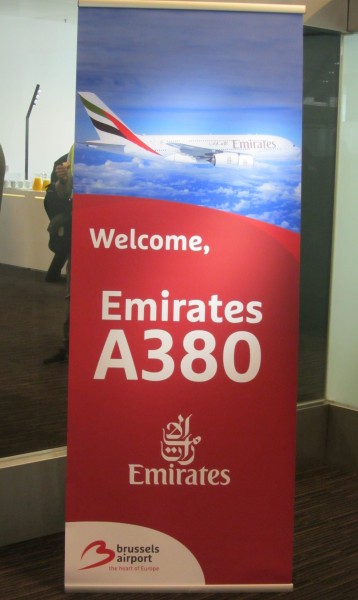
78,92,158,155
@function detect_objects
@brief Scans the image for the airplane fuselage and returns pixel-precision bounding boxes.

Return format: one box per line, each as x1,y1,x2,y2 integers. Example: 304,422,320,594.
79,91,300,167
141,134,299,159
86,134,299,164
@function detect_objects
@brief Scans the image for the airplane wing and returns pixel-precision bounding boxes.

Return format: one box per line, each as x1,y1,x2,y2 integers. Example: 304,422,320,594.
167,142,215,162
167,142,253,167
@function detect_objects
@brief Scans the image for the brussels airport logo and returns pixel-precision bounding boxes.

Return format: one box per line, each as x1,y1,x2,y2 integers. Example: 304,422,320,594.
80,540,115,570
79,540,160,570
129,414,231,486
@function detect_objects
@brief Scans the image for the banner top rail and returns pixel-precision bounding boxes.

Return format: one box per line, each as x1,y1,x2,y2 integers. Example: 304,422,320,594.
78,1,306,14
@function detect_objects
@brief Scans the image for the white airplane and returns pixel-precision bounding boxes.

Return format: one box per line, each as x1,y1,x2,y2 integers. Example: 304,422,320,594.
78,92,300,168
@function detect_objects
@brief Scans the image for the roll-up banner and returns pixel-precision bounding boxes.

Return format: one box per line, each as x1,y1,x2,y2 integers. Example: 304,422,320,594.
65,0,304,592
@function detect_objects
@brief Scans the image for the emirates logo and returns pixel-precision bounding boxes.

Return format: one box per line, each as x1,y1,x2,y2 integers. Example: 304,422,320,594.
161,414,201,466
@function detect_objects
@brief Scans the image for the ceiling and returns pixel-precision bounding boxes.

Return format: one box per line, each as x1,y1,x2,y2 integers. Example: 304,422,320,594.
0,0,357,32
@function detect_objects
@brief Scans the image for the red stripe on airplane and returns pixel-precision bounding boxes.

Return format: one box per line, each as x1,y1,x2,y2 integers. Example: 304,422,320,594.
104,110,159,155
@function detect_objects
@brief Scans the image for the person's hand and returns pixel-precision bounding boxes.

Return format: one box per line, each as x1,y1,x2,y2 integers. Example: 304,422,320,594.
55,161,70,184
55,161,72,199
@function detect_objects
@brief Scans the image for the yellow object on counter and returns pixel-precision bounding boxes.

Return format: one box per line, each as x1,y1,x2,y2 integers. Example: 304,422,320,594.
32,176,43,191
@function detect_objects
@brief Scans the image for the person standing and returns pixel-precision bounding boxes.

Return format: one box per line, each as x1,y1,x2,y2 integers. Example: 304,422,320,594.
43,150,73,363
44,154,71,282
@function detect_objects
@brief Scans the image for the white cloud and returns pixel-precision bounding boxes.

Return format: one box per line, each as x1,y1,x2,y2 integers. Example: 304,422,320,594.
74,151,301,232
232,199,251,211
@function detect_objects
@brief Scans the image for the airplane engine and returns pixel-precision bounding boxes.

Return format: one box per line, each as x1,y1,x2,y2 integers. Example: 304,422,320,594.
212,152,254,167
165,153,197,164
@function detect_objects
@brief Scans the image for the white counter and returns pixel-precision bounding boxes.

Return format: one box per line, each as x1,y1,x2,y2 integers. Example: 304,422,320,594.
0,188,55,272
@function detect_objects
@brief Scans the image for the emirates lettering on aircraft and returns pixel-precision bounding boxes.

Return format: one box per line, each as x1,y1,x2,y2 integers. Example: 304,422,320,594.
234,139,277,150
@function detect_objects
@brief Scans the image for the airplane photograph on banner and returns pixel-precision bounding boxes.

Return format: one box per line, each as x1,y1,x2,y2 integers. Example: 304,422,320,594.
74,7,303,231
78,92,300,168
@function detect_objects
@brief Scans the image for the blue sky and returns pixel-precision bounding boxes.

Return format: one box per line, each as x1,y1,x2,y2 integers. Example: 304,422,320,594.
74,6,303,231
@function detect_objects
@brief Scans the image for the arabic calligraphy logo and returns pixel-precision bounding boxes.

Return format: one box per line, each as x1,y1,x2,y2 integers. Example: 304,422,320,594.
161,414,201,466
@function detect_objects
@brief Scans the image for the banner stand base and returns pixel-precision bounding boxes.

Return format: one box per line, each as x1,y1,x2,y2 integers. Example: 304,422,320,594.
65,583,293,593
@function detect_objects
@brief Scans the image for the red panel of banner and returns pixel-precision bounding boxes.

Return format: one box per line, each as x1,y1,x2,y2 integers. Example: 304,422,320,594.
65,194,299,590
